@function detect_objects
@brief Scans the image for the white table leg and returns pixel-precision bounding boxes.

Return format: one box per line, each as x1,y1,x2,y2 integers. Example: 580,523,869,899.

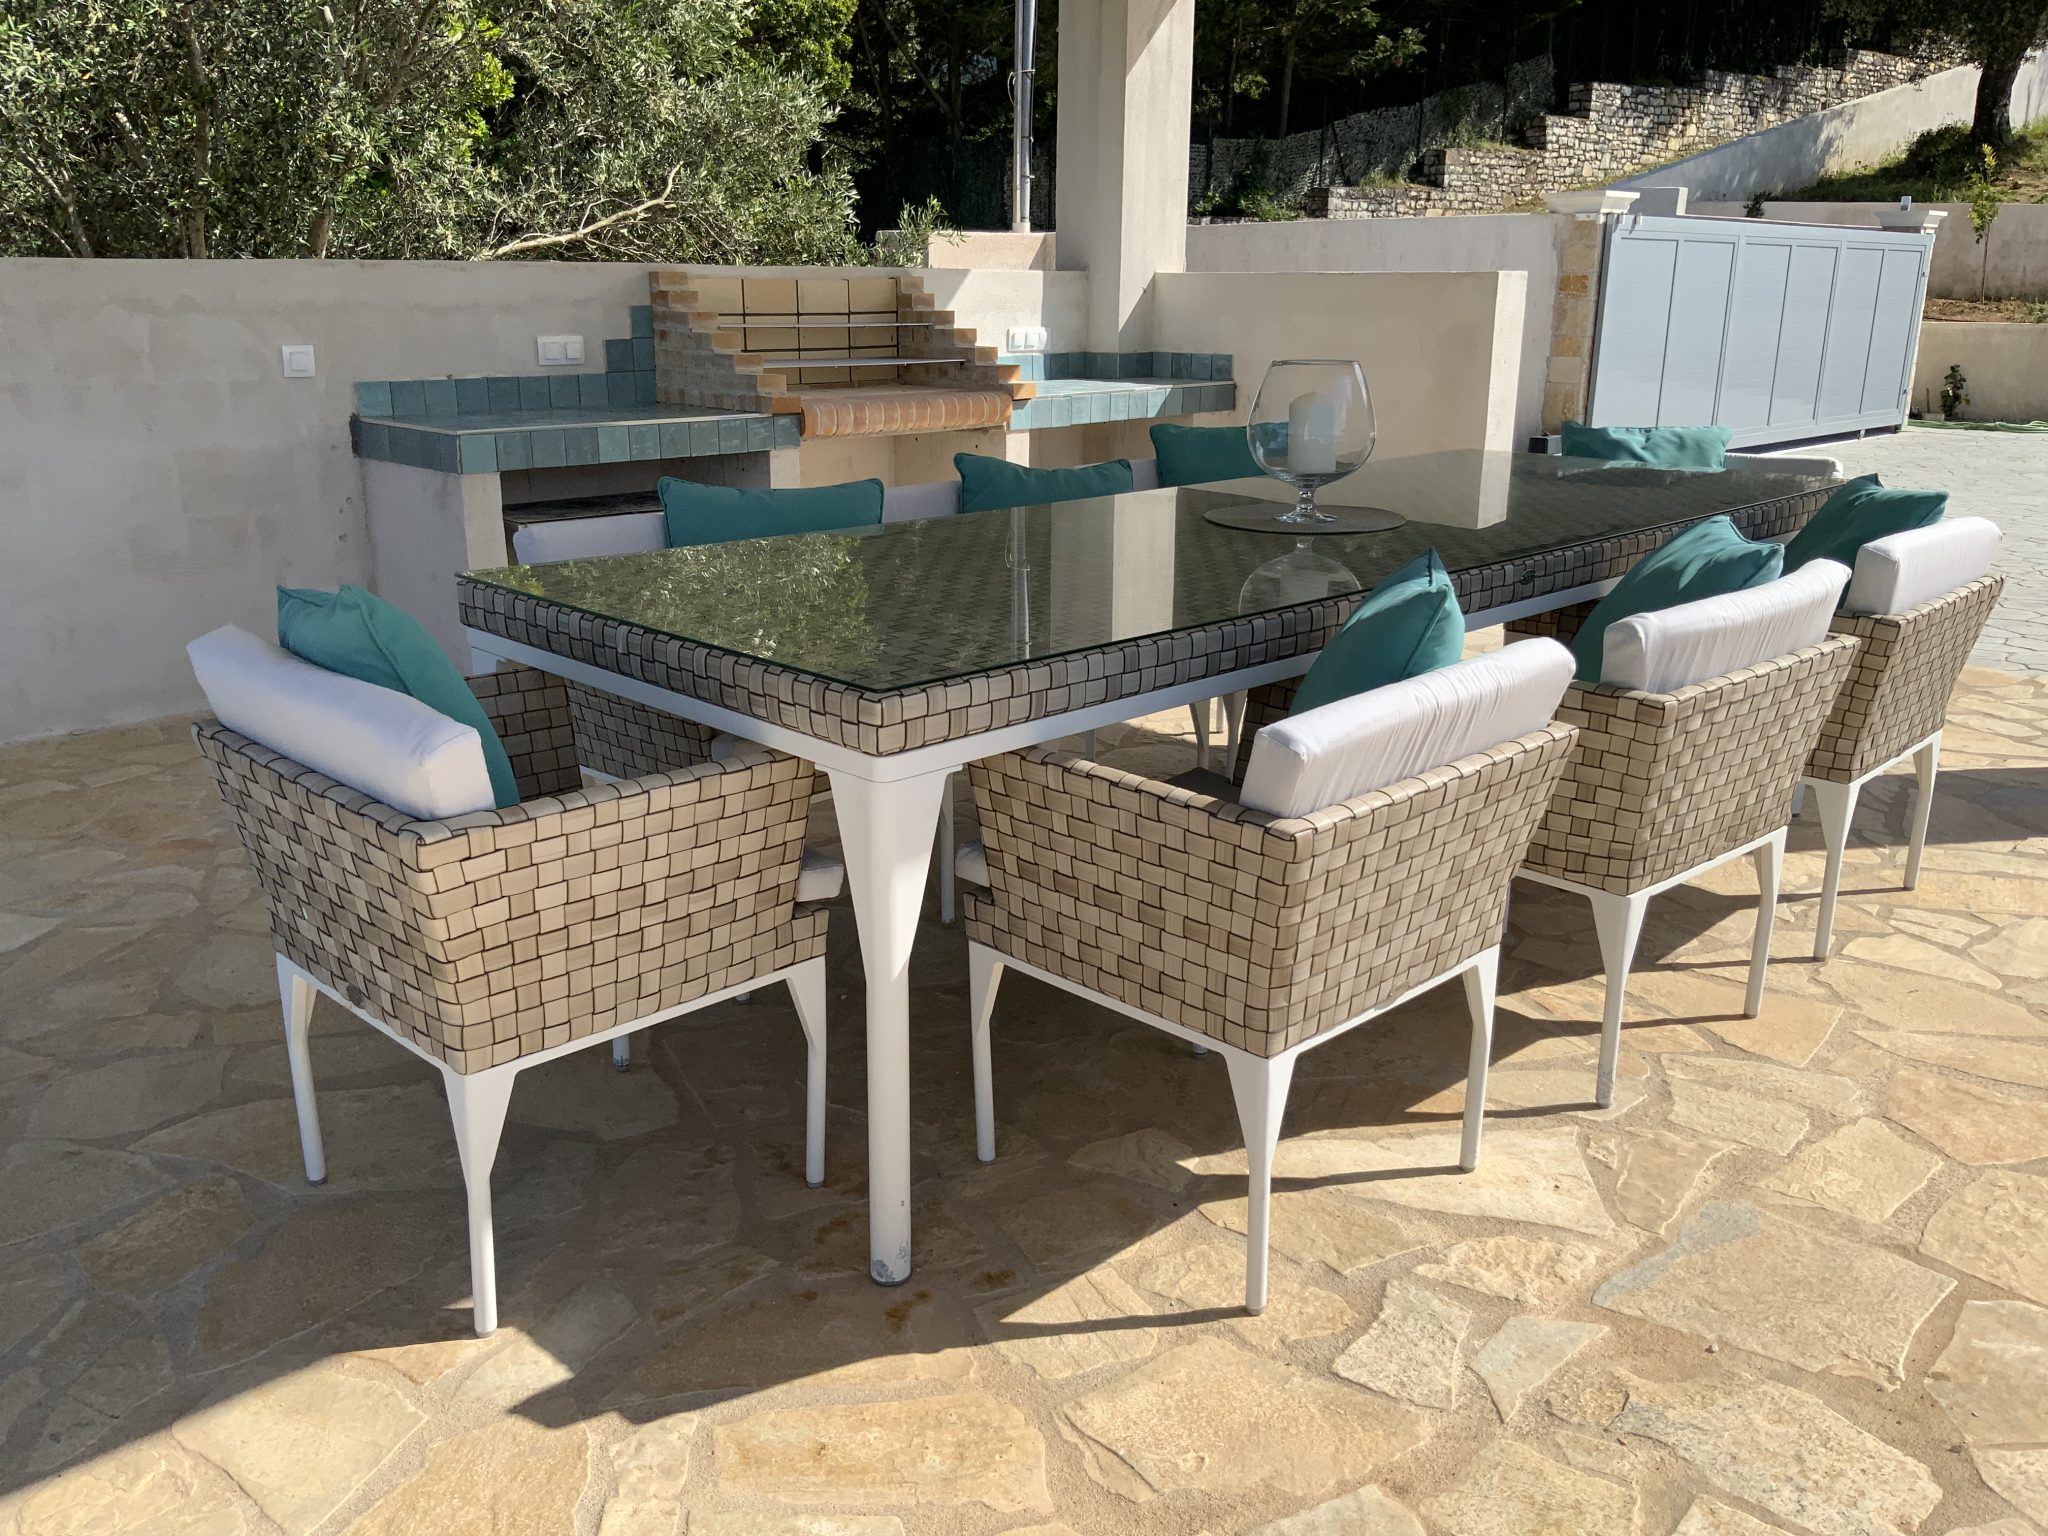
827,767,950,1285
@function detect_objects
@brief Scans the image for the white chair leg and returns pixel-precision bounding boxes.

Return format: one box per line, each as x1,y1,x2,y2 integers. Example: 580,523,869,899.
1589,891,1647,1110
968,944,1004,1164
1807,777,1861,961
1907,732,1941,890
1082,729,1098,759
1189,700,1212,771
1459,946,1500,1172
788,958,828,1188
1191,1042,1210,1057
443,1064,517,1337
1223,1048,1296,1316
1222,691,1247,776
1748,828,1786,1018
937,772,958,926
277,956,325,1186
1790,783,1806,818
611,1035,631,1072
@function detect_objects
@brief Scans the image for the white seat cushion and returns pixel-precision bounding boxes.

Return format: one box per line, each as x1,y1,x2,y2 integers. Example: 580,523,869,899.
797,849,845,903
1842,516,2000,616
1601,559,1850,693
955,840,990,887
188,625,493,821
881,480,961,523
1239,639,1575,818
511,512,667,565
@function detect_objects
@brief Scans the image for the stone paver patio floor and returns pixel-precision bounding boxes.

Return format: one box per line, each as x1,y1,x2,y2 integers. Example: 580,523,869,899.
2,657,2046,1536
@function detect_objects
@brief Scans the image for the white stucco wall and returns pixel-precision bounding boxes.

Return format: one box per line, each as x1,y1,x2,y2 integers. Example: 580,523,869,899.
1911,321,2048,420
1149,269,1527,461
1616,51,2048,202
1184,215,1559,444
0,258,1075,743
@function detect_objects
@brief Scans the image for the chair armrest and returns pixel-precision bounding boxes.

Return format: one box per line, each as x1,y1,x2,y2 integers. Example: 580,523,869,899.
195,724,822,1071
1527,634,1860,892
1814,573,2003,780
967,724,1577,1055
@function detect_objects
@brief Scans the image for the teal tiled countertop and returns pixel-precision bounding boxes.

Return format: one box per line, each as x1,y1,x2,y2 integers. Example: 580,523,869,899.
1008,376,1235,432
351,404,800,476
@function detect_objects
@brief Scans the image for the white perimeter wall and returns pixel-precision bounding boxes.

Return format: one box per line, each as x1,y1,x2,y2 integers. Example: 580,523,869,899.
0,258,1074,743
1617,51,2048,202
1911,321,2048,420
1150,268,1527,458
1184,217,1558,444
1691,201,2048,300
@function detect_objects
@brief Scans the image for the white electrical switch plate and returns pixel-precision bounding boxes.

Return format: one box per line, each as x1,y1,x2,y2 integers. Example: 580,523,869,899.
536,335,585,366
280,344,316,378
1005,326,1048,352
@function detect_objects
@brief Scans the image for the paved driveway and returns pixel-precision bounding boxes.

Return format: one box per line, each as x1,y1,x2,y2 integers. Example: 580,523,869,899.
1800,425,2048,672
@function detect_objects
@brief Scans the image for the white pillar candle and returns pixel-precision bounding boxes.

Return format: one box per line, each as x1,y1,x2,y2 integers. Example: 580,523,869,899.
1288,390,1338,475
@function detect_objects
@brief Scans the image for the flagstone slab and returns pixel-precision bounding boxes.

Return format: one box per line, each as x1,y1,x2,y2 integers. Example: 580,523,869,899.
716,1392,1050,1513
173,1360,425,1536
597,1143,741,1263
1244,1486,1426,1535
1332,1278,1473,1408
0,1436,251,1536
457,1279,638,1406
24,1049,228,1140
1764,1119,1942,1223
1064,1335,1426,1504
1200,1190,1432,1274
1884,1069,2048,1165
1471,1317,1605,1419
0,1140,171,1247
1067,1128,1195,1191
1421,1440,1636,1536
349,1417,591,1536
1927,1300,2048,1524
1277,1126,1617,1237
1842,933,2003,989
0,1250,75,1357
1666,1080,1809,1155
1594,1202,1952,1385
1858,1031,2048,1090
1674,1497,1795,1535
77,1176,255,1294
136,1082,459,1192
690,1517,905,1536
509,1053,682,1139
1414,1236,1607,1306
1134,1243,1354,1344
1613,1131,1736,1236
1828,967,2048,1038
1663,1054,1865,1113
976,1268,1161,1381
1974,917,2048,979
1615,1374,1942,1536
1920,1171,2048,1305
1685,986,1842,1066
27,1324,175,1472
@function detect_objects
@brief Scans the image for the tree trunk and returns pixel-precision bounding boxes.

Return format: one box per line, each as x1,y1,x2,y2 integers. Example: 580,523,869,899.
307,207,335,258
1224,35,1238,134
1970,35,2030,149
1277,30,1297,135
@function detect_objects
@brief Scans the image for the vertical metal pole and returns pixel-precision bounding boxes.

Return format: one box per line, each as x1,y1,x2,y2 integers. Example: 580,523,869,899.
1011,0,1038,231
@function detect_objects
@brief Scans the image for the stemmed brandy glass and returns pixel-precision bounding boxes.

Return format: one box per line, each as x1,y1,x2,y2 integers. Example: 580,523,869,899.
1246,360,1377,525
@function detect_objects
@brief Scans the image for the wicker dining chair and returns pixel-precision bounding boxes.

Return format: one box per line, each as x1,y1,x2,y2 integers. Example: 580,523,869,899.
1800,519,2003,958
961,642,1581,1313
195,662,831,1335
1504,566,1860,1106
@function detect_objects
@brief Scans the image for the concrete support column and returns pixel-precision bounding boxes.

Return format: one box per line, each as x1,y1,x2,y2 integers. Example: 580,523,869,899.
1054,0,1196,352
1539,190,1639,433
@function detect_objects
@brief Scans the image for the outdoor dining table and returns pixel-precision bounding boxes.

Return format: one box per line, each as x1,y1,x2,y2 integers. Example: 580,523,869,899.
459,450,1838,1286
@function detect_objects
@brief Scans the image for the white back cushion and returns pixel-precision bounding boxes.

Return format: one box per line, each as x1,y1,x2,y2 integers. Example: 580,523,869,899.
511,512,666,565
1240,639,1574,818
1601,558,1850,694
1131,456,1161,491
1842,516,2000,616
188,625,494,821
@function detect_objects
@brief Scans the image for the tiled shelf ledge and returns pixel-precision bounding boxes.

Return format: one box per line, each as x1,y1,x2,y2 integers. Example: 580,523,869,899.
1008,376,1236,432
351,404,797,476
1001,350,1233,382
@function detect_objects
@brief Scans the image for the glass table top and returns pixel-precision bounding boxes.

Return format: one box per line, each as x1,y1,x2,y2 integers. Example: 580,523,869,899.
464,452,1835,693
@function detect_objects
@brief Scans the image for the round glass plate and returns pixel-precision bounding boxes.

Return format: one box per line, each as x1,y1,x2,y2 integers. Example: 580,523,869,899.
1202,503,1408,535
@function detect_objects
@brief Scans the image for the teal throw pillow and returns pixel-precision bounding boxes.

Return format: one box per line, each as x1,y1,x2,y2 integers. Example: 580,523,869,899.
659,478,884,547
1289,550,1465,716
276,585,519,809
1560,421,1732,471
954,454,1133,514
1782,475,1947,574
1150,423,1263,487
1571,515,1784,683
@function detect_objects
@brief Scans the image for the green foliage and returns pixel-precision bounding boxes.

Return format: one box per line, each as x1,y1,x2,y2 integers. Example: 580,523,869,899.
1745,190,1768,217
1967,144,2003,239
1941,362,1971,420
872,194,952,265
0,0,862,261
1822,0,2048,147
1788,120,2048,201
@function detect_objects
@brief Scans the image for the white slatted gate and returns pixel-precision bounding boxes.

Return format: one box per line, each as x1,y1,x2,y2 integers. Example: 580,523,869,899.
1587,213,1934,449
